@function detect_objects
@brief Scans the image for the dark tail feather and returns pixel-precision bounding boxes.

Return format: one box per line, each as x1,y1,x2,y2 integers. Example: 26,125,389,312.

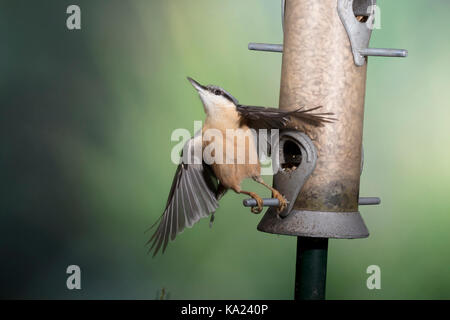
289,106,337,127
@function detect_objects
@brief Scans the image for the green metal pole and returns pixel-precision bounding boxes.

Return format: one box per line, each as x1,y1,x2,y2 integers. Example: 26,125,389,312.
294,237,328,300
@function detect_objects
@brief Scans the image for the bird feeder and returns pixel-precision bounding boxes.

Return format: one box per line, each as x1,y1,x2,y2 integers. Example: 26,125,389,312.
246,0,406,299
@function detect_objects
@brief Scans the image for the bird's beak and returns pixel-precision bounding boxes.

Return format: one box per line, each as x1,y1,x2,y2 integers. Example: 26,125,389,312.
187,77,207,93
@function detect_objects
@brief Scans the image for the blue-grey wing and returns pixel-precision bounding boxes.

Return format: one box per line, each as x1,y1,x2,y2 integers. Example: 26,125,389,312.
148,137,219,256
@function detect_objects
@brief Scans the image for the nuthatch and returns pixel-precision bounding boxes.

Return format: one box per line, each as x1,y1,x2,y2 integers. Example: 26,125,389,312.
148,77,334,255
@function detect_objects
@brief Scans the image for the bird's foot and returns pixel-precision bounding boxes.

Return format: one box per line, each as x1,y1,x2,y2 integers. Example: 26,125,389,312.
209,213,215,228
272,190,288,214
251,206,262,214
249,192,263,214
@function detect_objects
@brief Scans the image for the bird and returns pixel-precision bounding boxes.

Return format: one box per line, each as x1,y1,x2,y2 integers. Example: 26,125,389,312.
147,77,334,256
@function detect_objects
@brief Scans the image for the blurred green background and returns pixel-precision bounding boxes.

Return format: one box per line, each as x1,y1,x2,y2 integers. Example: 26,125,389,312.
1,0,449,299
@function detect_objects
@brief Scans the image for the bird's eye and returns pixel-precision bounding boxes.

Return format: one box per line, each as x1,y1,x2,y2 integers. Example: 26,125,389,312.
214,89,221,96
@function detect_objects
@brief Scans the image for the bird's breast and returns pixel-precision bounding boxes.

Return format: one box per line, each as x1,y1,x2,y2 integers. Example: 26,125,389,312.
203,106,241,131
202,109,258,166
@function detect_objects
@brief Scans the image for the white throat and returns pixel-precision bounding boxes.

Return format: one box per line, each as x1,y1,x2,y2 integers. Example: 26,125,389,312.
199,91,236,117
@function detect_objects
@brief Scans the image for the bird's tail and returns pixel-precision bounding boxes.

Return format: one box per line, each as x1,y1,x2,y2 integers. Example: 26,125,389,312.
288,106,336,127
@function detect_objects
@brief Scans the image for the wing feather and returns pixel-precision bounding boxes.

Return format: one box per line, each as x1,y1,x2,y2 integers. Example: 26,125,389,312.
152,207,168,256
236,105,335,129
192,166,218,213
148,137,219,256
177,176,189,230
182,170,197,227
170,189,179,241
186,166,210,224
163,191,176,252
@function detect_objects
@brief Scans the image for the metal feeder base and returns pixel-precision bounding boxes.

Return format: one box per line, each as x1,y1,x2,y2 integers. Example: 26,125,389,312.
257,208,369,239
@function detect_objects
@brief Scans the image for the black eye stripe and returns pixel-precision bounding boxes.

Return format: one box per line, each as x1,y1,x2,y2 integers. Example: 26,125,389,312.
209,87,224,96
207,85,239,104
223,94,233,101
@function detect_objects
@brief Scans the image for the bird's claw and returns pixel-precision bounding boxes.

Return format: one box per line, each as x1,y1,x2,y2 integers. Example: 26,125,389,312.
251,206,262,214
209,213,215,228
250,198,263,214
273,191,288,214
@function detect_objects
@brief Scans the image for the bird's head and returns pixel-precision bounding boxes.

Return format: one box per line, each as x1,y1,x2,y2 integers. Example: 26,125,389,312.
187,77,239,115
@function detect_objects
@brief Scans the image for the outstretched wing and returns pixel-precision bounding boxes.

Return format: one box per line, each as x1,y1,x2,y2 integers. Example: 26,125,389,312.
236,105,335,129
148,136,219,256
